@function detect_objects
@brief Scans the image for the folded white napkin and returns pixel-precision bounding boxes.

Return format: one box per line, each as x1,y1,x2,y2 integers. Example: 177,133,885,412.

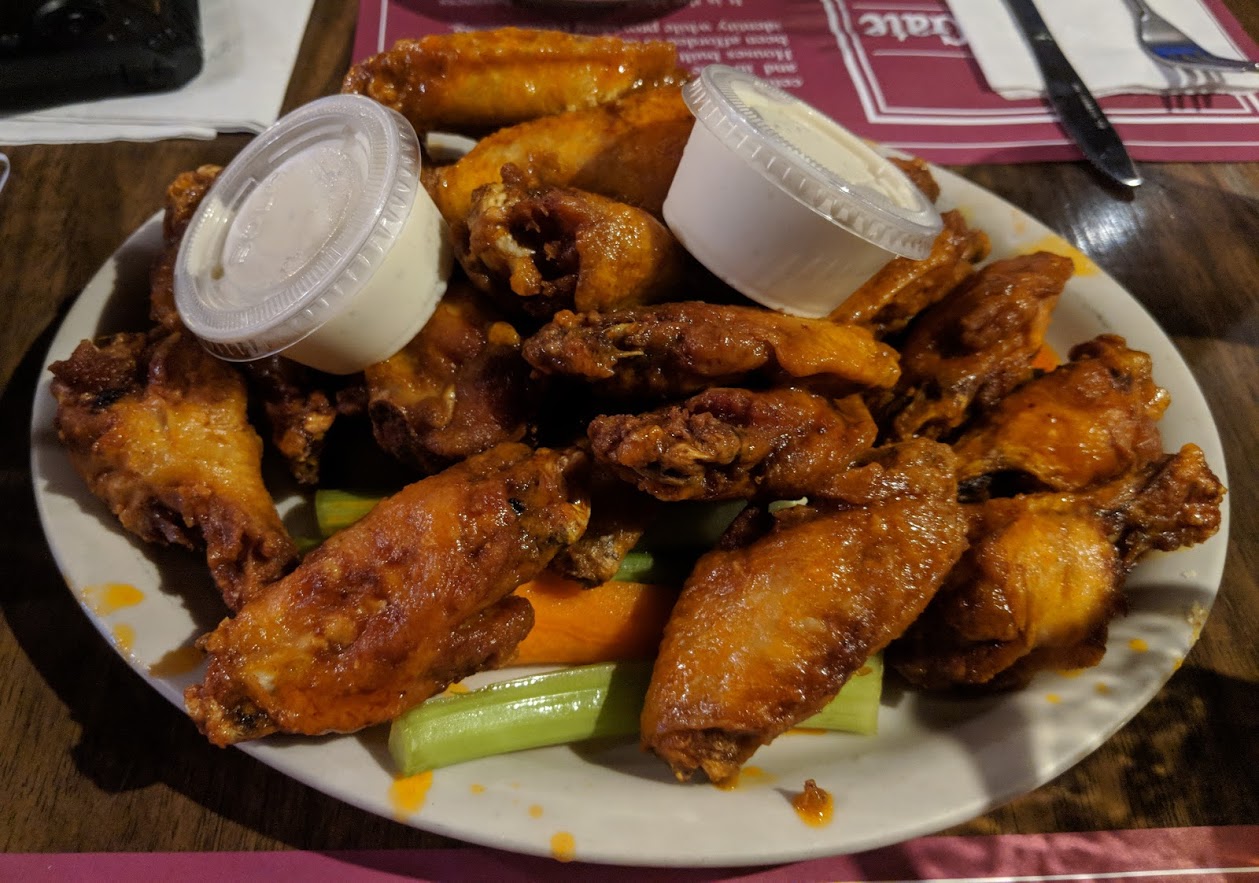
0,0,315,145
949,0,1259,98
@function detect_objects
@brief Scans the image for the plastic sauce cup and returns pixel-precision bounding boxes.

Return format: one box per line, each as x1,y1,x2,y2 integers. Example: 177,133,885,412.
174,94,452,374
663,66,942,319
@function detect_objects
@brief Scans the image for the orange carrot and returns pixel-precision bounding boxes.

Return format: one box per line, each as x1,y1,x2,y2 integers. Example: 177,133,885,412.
1030,344,1060,372
511,573,677,666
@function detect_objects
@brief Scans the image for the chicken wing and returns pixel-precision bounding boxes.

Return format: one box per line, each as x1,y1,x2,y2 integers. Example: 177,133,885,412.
150,164,222,331
588,388,877,501
364,282,534,474
882,251,1072,441
953,334,1169,495
49,331,298,611
522,302,901,400
432,84,693,226
889,495,1122,690
185,443,590,745
641,439,967,783
828,210,991,336
342,28,686,135
457,169,689,318
889,443,1224,690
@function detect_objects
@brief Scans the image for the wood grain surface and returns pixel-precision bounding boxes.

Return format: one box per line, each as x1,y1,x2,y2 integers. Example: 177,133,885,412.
1,0,1255,856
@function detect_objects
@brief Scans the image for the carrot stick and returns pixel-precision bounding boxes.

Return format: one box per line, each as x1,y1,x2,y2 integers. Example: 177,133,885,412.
511,573,677,666
1030,344,1060,372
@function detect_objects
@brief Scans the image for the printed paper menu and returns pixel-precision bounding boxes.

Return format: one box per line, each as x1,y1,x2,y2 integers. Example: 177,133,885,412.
354,0,1259,163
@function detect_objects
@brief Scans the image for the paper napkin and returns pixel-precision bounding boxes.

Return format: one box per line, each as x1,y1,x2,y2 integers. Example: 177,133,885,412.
948,0,1259,98
0,0,315,145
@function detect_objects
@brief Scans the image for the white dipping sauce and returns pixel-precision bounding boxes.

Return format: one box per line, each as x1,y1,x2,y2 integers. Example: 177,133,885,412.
175,94,451,375
663,66,942,319
220,144,361,296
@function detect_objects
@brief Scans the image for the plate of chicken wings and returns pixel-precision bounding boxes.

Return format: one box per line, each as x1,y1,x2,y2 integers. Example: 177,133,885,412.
31,29,1228,867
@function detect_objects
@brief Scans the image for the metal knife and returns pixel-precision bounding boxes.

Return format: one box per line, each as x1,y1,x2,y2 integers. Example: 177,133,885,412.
1003,0,1142,188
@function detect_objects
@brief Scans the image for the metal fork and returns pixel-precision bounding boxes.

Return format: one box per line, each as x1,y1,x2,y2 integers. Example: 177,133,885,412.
1126,0,1259,73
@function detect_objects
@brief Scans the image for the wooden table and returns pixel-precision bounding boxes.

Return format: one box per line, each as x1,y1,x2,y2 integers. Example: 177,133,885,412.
2,0,1256,857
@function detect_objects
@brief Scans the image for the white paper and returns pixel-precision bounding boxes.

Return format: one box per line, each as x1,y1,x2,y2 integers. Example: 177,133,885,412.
0,0,315,145
948,0,1259,98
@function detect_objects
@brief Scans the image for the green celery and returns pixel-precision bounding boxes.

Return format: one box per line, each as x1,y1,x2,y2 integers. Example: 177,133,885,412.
610,549,697,585
314,489,382,537
389,662,652,776
389,658,881,776
798,653,882,736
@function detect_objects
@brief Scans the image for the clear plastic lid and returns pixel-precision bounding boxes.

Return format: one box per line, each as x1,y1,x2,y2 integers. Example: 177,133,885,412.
174,94,424,361
680,66,941,259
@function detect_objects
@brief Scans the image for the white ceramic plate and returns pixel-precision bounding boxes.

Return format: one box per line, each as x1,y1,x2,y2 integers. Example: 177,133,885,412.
30,167,1229,867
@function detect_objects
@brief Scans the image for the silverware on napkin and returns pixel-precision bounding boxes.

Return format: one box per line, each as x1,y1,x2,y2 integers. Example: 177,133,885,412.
1126,0,1259,74
1003,0,1143,188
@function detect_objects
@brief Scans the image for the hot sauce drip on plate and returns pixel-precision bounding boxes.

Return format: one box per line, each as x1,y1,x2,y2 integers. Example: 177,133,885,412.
791,779,834,828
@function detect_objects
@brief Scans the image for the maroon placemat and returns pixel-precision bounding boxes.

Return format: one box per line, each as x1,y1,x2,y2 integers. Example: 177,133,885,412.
351,0,1259,164
4,825,1258,880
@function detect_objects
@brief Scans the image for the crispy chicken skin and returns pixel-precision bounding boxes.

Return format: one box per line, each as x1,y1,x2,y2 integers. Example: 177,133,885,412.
522,302,901,400
828,210,991,336
641,440,967,783
890,443,1224,690
548,473,658,586
432,84,693,226
49,331,298,611
240,356,338,486
890,495,1124,690
457,170,689,318
953,334,1170,494
1088,443,1225,570
185,443,591,745
882,251,1073,441
364,282,533,474
589,388,877,501
150,164,222,331
342,28,686,135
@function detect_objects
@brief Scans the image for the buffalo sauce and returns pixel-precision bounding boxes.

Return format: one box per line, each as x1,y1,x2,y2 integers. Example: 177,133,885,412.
790,778,834,828
388,770,434,817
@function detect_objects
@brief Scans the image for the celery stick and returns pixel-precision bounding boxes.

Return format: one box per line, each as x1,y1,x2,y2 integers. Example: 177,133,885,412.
314,489,382,537
388,658,881,776
389,662,652,776
611,549,697,585
294,535,323,554
798,654,883,736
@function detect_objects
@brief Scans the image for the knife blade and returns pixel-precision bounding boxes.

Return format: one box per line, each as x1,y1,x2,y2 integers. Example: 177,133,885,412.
1003,0,1142,188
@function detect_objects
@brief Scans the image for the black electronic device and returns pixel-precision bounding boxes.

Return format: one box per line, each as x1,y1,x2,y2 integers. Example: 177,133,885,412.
0,0,202,112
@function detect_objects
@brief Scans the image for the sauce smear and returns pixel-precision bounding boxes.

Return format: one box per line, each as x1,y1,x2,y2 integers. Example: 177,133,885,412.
791,779,834,828
82,582,144,615
550,831,577,862
149,644,204,677
388,771,434,817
